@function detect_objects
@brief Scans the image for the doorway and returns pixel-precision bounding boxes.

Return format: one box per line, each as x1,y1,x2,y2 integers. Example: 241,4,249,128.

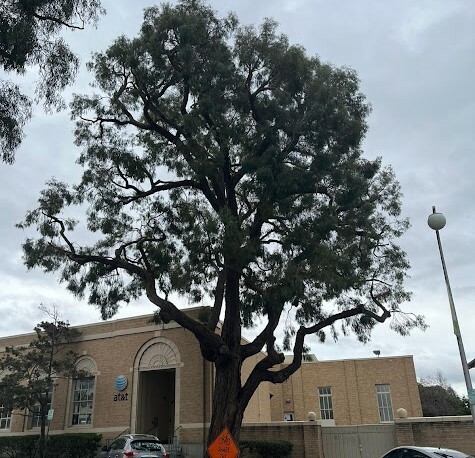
136,369,175,443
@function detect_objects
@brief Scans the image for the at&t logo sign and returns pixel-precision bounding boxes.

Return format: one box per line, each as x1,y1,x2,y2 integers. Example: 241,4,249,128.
114,375,129,402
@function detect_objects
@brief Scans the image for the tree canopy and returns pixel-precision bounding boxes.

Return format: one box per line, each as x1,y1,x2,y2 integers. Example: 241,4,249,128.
19,0,425,442
0,0,104,163
419,372,470,417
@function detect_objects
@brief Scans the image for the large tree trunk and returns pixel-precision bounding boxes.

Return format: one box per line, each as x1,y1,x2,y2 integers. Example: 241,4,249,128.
207,355,245,446
207,268,247,446
38,413,46,458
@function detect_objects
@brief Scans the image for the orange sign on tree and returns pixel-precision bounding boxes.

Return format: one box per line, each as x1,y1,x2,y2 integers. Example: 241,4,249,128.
207,427,239,458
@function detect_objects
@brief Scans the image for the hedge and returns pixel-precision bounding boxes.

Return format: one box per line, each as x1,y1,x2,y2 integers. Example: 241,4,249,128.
0,433,102,458
240,439,293,458
0,435,38,458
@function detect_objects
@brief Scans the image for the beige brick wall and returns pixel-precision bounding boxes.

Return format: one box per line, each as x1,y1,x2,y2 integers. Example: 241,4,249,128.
396,415,475,455
241,351,272,423
395,417,475,455
394,422,415,445
270,356,422,425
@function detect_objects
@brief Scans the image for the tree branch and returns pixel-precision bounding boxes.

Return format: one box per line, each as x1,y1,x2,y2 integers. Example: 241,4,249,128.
207,268,226,331
144,281,231,362
45,213,76,254
33,13,85,30
118,179,197,205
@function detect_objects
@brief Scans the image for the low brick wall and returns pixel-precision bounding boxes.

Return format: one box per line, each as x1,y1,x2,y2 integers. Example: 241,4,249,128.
241,417,475,458
241,422,324,458
395,416,475,455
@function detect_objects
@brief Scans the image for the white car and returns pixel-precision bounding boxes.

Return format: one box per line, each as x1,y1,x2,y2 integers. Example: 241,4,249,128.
100,434,170,458
381,446,474,458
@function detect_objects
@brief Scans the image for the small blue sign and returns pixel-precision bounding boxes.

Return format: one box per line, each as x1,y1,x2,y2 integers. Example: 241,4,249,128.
468,388,475,406
115,375,128,391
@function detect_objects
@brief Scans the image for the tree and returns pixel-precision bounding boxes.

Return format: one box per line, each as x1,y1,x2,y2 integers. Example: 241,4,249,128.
419,372,471,417
0,306,83,451
0,0,104,163
18,0,425,444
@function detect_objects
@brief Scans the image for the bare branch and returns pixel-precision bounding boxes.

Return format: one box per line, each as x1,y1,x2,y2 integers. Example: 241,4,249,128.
33,13,85,30
207,268,226,331
44,213,76,254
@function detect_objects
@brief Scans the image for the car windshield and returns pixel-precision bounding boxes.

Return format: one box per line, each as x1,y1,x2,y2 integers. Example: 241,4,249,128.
131,440,164,451
433,452,474,458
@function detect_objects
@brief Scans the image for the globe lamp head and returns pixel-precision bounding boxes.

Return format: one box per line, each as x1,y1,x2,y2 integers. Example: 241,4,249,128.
428,212,446,231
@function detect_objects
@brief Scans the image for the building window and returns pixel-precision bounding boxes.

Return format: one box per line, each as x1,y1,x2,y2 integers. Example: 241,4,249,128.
376,384,394,422
318,386,334,420
71,377,94,425
0,408,11,429
31,392,52,429
31,405,42,429
70,356,97,427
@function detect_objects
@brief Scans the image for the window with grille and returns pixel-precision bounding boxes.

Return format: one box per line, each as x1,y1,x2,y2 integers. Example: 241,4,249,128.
376,384,394,422
318,386,334,420
71,378,94,425
0,408,11,429
31,392,52,429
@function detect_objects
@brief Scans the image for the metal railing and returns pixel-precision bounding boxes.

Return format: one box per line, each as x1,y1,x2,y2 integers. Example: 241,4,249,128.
104,427,130,448
168,426,182,458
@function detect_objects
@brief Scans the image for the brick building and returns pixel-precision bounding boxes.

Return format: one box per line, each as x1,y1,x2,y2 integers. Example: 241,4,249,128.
0,308,422,453
270,355,422,424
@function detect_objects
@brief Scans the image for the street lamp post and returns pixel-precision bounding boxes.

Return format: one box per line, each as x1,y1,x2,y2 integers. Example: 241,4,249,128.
427,206,475,424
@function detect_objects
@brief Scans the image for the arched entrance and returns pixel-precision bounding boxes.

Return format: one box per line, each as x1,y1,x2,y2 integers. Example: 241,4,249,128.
131,337,182,443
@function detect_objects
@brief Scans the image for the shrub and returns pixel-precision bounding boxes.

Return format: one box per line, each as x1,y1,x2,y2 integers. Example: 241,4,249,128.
0,435,39,458
47,433,102,458
0,433,101,458
240,440,293,458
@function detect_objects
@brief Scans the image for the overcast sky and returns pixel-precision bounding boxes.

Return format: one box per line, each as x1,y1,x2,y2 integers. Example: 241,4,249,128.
1,0,474,398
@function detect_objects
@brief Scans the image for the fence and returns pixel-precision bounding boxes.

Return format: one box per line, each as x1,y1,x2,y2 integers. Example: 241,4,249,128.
321,424,395,458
